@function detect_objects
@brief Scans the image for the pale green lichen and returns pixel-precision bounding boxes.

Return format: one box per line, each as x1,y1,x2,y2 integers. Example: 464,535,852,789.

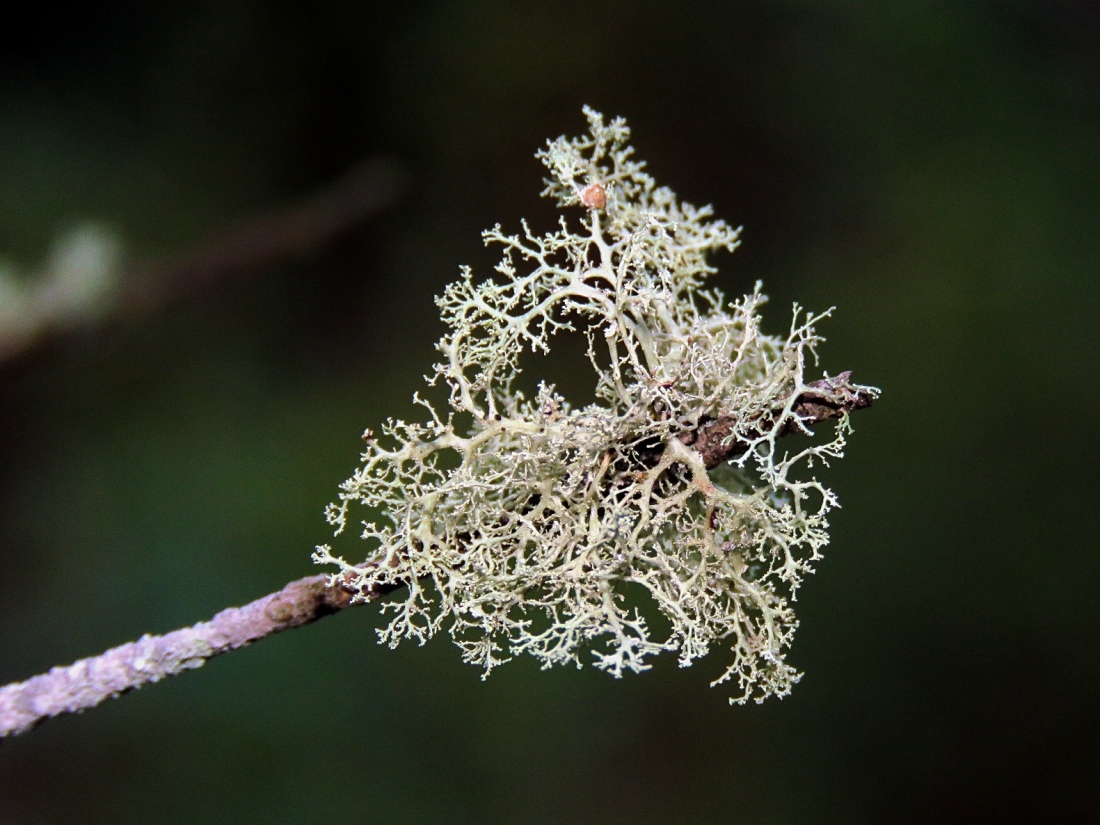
0,223,122,356
315,107,871,703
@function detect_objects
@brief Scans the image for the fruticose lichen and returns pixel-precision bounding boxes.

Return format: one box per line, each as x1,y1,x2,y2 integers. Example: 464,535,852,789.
315,107,875,703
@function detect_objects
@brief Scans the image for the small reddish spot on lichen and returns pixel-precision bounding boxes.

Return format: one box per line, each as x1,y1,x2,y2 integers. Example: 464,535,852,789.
580,183,607,209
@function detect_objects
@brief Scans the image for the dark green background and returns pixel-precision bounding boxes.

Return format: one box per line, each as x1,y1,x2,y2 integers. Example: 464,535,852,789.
2,2,1097,822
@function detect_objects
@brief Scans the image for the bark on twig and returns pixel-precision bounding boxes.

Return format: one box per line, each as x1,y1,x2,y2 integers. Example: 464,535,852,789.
0,573,388,739
681,371,877,469
0,371,874,740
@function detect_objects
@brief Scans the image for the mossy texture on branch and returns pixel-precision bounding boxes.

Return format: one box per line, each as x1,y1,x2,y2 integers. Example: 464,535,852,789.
315,108,877,703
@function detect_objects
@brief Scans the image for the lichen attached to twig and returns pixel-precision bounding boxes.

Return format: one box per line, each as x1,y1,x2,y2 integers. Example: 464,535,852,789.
315,107,877,703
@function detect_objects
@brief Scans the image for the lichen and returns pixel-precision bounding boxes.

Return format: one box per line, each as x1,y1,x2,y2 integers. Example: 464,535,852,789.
315,107,874,703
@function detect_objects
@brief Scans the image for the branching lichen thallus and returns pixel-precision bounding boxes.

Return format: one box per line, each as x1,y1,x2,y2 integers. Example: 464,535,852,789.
314,107,877,703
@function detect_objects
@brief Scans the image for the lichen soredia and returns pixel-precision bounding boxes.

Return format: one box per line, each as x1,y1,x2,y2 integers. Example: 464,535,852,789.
314,107,877,703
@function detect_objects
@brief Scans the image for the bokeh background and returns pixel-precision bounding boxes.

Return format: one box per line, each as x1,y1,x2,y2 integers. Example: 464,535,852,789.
2,1,1098,822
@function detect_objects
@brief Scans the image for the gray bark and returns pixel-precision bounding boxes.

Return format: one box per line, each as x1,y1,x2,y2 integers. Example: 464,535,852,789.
0,572,373,739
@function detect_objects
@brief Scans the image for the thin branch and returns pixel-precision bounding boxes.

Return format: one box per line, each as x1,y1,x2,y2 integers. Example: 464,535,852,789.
682,371,878,468
0,372,874,740
0,573,389,739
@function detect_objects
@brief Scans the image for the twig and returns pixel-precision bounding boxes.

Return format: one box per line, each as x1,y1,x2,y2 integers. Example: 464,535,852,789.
682,372,878,468
0,372,873,740
0,573,388,739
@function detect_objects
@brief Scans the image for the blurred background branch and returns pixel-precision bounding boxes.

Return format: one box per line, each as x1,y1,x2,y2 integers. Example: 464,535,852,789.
0,156,405,364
